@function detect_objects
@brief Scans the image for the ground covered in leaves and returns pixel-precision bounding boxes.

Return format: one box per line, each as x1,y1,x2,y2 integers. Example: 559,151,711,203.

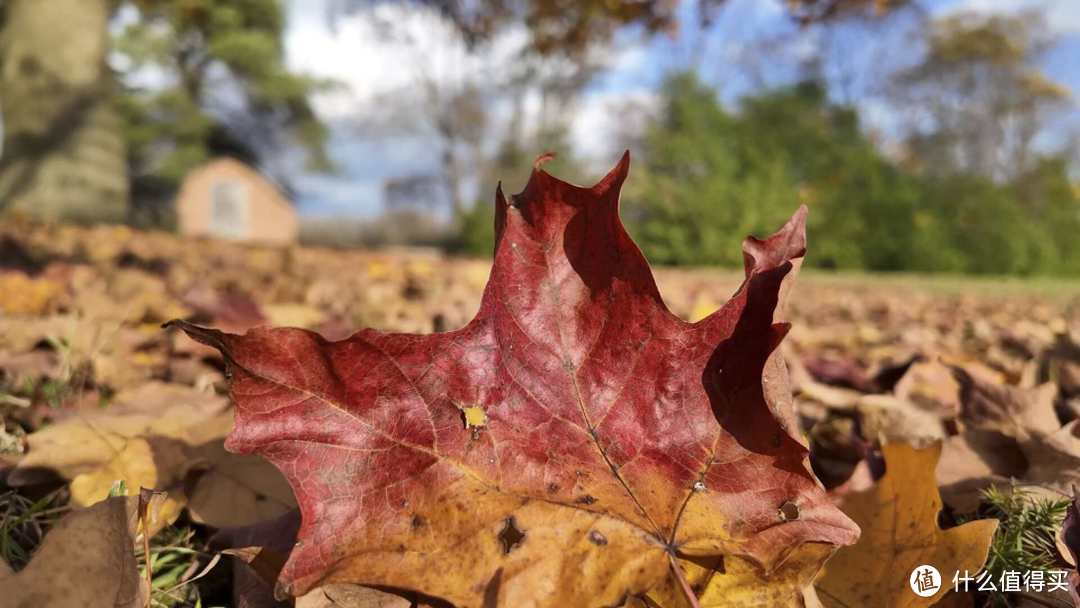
1,216,1079,607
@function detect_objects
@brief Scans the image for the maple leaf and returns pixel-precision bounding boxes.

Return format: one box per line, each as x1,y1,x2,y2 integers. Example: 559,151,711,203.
816,443,998,608
168,152,859,607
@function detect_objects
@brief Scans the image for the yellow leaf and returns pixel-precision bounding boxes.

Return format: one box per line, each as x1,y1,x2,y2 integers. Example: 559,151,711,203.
264,303,326,329
0,272,64,315
816,443,998,608
69,437,187,532
650,543,836,607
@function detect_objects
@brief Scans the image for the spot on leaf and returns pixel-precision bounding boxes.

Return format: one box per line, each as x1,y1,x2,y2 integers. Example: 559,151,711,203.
498,517,525,554
462,406,487,429
778,500,800,522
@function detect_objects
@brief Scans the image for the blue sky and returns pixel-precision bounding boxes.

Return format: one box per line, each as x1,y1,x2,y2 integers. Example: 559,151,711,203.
283,0,1080,218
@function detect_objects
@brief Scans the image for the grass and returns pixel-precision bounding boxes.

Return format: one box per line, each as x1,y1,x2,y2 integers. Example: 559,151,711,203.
980,486,1069,575
965,486,1073,607
797,269,1080,298
0,488,69,570
0,486,220,607
137,525,219,608
660,265,1080,298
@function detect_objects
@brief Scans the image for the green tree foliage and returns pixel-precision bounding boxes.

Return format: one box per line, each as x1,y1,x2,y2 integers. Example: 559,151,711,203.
113,0,331,217
620,72,1080,275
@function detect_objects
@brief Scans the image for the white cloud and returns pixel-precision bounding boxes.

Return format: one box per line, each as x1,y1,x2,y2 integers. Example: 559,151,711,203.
282,0,668,214
939,0,1080,33
570,89,660,165
285,1,530,121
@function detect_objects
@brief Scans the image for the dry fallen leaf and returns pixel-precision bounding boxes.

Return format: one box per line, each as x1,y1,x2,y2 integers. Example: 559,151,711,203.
295,584,441,608
894,360,961,419
939,367,1078,502
8,381,228,489
816,443,998,608
211,509,301,608
0,496,144,608
68,436,190,526
856,394,945,443
936,430,1026,512
7,381,295,527
0,270,65,316
171,154,859,606
1020,420,1080,496
9,381,225,470
185,440,296,528
950,366,1060,438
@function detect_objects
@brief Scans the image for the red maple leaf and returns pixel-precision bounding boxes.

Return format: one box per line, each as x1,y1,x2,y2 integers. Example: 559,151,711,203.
169,152,858,606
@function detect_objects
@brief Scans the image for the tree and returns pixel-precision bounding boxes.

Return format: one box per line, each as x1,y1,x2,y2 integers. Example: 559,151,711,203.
114,0,331,223
893,12,1072,181
338,0,910,233
0,0,328,224
0,0,128,222
624,70,1080,276
624,74,916,269
623,74,776,267
329,0,678,55
0,0,914,224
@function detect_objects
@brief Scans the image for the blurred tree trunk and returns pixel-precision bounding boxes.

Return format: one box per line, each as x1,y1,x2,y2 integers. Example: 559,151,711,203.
0,0,128,222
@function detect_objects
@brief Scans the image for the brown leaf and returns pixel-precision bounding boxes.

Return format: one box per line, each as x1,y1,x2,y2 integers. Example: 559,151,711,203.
295,585,424,608
802,356,877,393
894,360,961,419
0,497,145,608
855,394,945,443
1059,360,1080,399
936,430,1026,512
1020,420,1080,495
950,366,1060,438
186,440,296,528
212,510,301,608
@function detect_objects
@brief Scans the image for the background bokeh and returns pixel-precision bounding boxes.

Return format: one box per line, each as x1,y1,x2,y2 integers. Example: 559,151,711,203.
3,4,1080,607
2,0,1078,275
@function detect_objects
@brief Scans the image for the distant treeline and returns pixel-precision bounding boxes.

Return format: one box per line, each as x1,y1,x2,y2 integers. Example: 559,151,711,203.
459,74,1080,276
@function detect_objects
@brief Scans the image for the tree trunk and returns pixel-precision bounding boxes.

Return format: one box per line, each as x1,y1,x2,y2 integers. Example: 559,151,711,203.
0,0,128,222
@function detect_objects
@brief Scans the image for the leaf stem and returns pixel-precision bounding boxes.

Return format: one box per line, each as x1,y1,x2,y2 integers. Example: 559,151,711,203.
667,552,701,608
143,524,152,608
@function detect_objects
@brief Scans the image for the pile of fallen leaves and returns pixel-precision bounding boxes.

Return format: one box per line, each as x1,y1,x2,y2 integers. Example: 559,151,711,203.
1,154,1079,608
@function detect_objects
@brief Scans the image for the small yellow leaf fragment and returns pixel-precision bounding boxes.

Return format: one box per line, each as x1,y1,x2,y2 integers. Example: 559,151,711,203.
462,406,487,429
